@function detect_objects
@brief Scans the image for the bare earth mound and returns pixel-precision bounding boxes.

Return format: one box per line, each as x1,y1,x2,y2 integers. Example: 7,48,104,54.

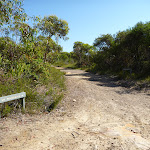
0,68,150,150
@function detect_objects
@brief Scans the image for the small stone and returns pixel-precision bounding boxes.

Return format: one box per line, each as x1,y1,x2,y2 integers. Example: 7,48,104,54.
73,99,76,102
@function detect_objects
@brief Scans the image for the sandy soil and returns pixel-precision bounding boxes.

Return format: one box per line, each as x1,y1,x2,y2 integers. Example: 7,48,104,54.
0,68,150,150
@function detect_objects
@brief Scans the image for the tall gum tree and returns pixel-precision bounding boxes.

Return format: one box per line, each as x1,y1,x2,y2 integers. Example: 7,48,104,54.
37,15,69,62
0,0,27,27
73,41,94,66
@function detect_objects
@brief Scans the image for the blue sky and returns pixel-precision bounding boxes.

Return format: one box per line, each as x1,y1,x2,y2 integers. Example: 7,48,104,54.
23,0,150,52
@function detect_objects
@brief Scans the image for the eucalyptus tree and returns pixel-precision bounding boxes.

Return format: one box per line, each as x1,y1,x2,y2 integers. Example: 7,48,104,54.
73,41,84,65
37,15,69,40
73,41,93,66
0,0,27,27
35,35,62,62
93,34,114,51
37,15,69,62
92,22,150,77
121,22,150,75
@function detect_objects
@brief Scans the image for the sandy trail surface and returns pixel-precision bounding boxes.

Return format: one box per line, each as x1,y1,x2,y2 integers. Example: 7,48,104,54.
0,68,150,150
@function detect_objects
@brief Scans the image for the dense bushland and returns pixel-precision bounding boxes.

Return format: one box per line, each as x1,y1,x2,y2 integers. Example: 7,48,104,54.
60,22,150,82
54,42,96,69
53,52,77,68
92,22,150,80
0,0,69,116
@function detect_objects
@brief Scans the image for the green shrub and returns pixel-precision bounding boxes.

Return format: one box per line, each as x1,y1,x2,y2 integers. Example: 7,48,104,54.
0,63,65,117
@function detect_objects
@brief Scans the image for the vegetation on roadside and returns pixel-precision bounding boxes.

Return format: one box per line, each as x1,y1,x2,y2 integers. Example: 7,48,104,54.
0,0,69,117
55,22,150,86
53,42,96,70
1,0,150,117
92,22,150,80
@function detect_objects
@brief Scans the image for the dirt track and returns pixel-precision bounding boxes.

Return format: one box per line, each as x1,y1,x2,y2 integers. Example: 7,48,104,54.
0,68,150,150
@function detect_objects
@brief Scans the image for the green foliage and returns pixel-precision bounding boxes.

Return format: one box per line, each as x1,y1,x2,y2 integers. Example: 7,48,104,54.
0,2,68,117
93,34,114,51
37,15,69,40
1,104,12,117
54,43,96,70
0,0,27,26
144,76,150,82
0,64,65,116
52,52,76,68
90,21,150,80
73,41,95,67
0,75,41,116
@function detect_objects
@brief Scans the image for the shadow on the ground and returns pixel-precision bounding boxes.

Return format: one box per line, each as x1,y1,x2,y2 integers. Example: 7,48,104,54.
60,68,150,95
